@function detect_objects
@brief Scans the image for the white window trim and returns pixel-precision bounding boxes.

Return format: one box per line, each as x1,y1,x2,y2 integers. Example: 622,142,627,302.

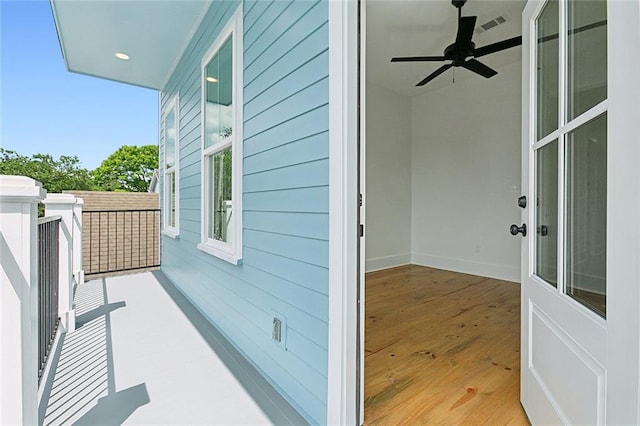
162,94,180,238
197,5,243,265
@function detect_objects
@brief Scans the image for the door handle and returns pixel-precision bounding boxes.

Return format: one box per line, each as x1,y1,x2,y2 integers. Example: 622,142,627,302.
510,223,527,237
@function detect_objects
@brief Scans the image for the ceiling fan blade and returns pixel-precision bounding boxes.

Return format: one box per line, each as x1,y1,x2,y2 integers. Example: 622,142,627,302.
462,59,497,78
455,16,477,46
474,35,522,58
391,56,447,63
416,64,453,86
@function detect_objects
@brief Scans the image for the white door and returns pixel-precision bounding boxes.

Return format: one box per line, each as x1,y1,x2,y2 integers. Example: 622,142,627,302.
520,0,640,424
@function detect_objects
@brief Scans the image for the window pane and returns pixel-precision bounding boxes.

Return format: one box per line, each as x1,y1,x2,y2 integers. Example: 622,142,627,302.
209,148,233,242
535,140,558,287
219,37,233,138
165,172,176,228
536,0,559,140
205,36,233,148
170,173,176,227
205,51,220,148
567,0,607,120
165,108,176,168
566,114,606,317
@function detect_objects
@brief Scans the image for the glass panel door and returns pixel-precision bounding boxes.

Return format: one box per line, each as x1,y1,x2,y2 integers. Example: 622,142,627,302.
522,0,640,422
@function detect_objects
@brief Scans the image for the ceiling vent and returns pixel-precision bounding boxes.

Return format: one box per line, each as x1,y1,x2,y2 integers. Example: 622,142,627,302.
476,15,507,34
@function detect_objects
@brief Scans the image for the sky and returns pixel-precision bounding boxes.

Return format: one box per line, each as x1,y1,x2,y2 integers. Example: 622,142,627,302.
1,0,158,170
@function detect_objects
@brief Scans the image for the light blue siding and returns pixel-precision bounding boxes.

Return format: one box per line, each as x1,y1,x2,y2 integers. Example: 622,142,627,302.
244,131,328,173
244,159,329,192
244,211,328,239
243,247,329,294
244,105,328,157
245,52,328,119
158,1,329,424
244,186,328,213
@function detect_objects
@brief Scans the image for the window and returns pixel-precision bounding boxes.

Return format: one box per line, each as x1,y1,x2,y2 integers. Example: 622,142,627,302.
162,95,179,237
197,6,243,264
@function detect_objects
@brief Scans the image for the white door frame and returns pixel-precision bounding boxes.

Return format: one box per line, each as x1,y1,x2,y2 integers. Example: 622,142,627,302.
604,1,640,423
357,0,367,422
327,0,360,424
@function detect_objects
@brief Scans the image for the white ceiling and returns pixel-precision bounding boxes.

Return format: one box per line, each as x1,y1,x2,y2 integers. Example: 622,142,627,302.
51,0,211,90
51,0,525,94
367,0,526,97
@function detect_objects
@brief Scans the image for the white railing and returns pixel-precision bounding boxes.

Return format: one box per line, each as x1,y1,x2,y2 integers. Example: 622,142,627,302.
0,175,84,425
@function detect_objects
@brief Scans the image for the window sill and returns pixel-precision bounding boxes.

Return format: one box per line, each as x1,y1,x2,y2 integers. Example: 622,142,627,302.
161,229,180,239
197,242,241,265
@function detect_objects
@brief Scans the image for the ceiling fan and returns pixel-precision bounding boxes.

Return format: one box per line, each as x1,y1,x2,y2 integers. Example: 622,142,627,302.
391,0,522,87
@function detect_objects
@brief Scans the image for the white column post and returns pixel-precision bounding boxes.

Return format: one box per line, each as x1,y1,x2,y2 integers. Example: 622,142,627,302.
72,197,84,287
0,175,45,425
43,193,76,333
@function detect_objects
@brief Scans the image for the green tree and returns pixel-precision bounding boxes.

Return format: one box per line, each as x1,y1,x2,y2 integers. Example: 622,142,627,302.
0,148,94,193
92,145,158,192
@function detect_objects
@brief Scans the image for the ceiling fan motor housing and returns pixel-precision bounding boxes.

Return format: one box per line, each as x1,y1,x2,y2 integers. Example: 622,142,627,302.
452,0,468,9
444,42,475,66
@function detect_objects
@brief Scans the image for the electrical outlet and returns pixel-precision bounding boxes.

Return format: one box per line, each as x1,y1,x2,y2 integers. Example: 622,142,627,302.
272,318,282,342
271,312,287,350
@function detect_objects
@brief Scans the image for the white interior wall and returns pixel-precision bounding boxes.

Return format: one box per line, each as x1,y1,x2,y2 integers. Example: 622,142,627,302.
364,82,412,271
365,61,522,282
410,61,522,281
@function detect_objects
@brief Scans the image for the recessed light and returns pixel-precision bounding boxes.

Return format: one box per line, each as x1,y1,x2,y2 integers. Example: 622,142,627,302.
115,52,130,60
206,76,218,83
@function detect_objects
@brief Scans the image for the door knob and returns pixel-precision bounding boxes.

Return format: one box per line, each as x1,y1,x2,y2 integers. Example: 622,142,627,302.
510,223,527,237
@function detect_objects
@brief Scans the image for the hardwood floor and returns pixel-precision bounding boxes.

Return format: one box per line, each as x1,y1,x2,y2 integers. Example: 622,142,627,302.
364,265,529,425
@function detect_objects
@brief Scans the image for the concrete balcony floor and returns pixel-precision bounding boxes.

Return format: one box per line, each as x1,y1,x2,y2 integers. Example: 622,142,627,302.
40,271,306,425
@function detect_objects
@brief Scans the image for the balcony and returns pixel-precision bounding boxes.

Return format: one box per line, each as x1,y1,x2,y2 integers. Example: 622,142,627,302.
40,271,304,425
0,176,306,425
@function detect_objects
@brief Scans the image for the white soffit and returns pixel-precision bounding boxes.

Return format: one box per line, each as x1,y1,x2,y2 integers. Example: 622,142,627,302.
50,0,211,90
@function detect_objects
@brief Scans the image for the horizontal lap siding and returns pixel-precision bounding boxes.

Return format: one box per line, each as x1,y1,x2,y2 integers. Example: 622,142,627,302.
158,1,329,424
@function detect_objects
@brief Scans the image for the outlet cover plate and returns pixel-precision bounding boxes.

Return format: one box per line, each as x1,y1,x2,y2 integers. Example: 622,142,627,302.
271,311,287,350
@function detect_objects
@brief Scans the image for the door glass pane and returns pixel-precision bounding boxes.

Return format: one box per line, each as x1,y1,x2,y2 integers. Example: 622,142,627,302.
536,0,559,140
567,0,607,120
566,114,607,317
535,140,558,287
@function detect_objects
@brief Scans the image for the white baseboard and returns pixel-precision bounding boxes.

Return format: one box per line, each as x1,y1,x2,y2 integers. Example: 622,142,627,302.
411,252,520,283
365,253,411,273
